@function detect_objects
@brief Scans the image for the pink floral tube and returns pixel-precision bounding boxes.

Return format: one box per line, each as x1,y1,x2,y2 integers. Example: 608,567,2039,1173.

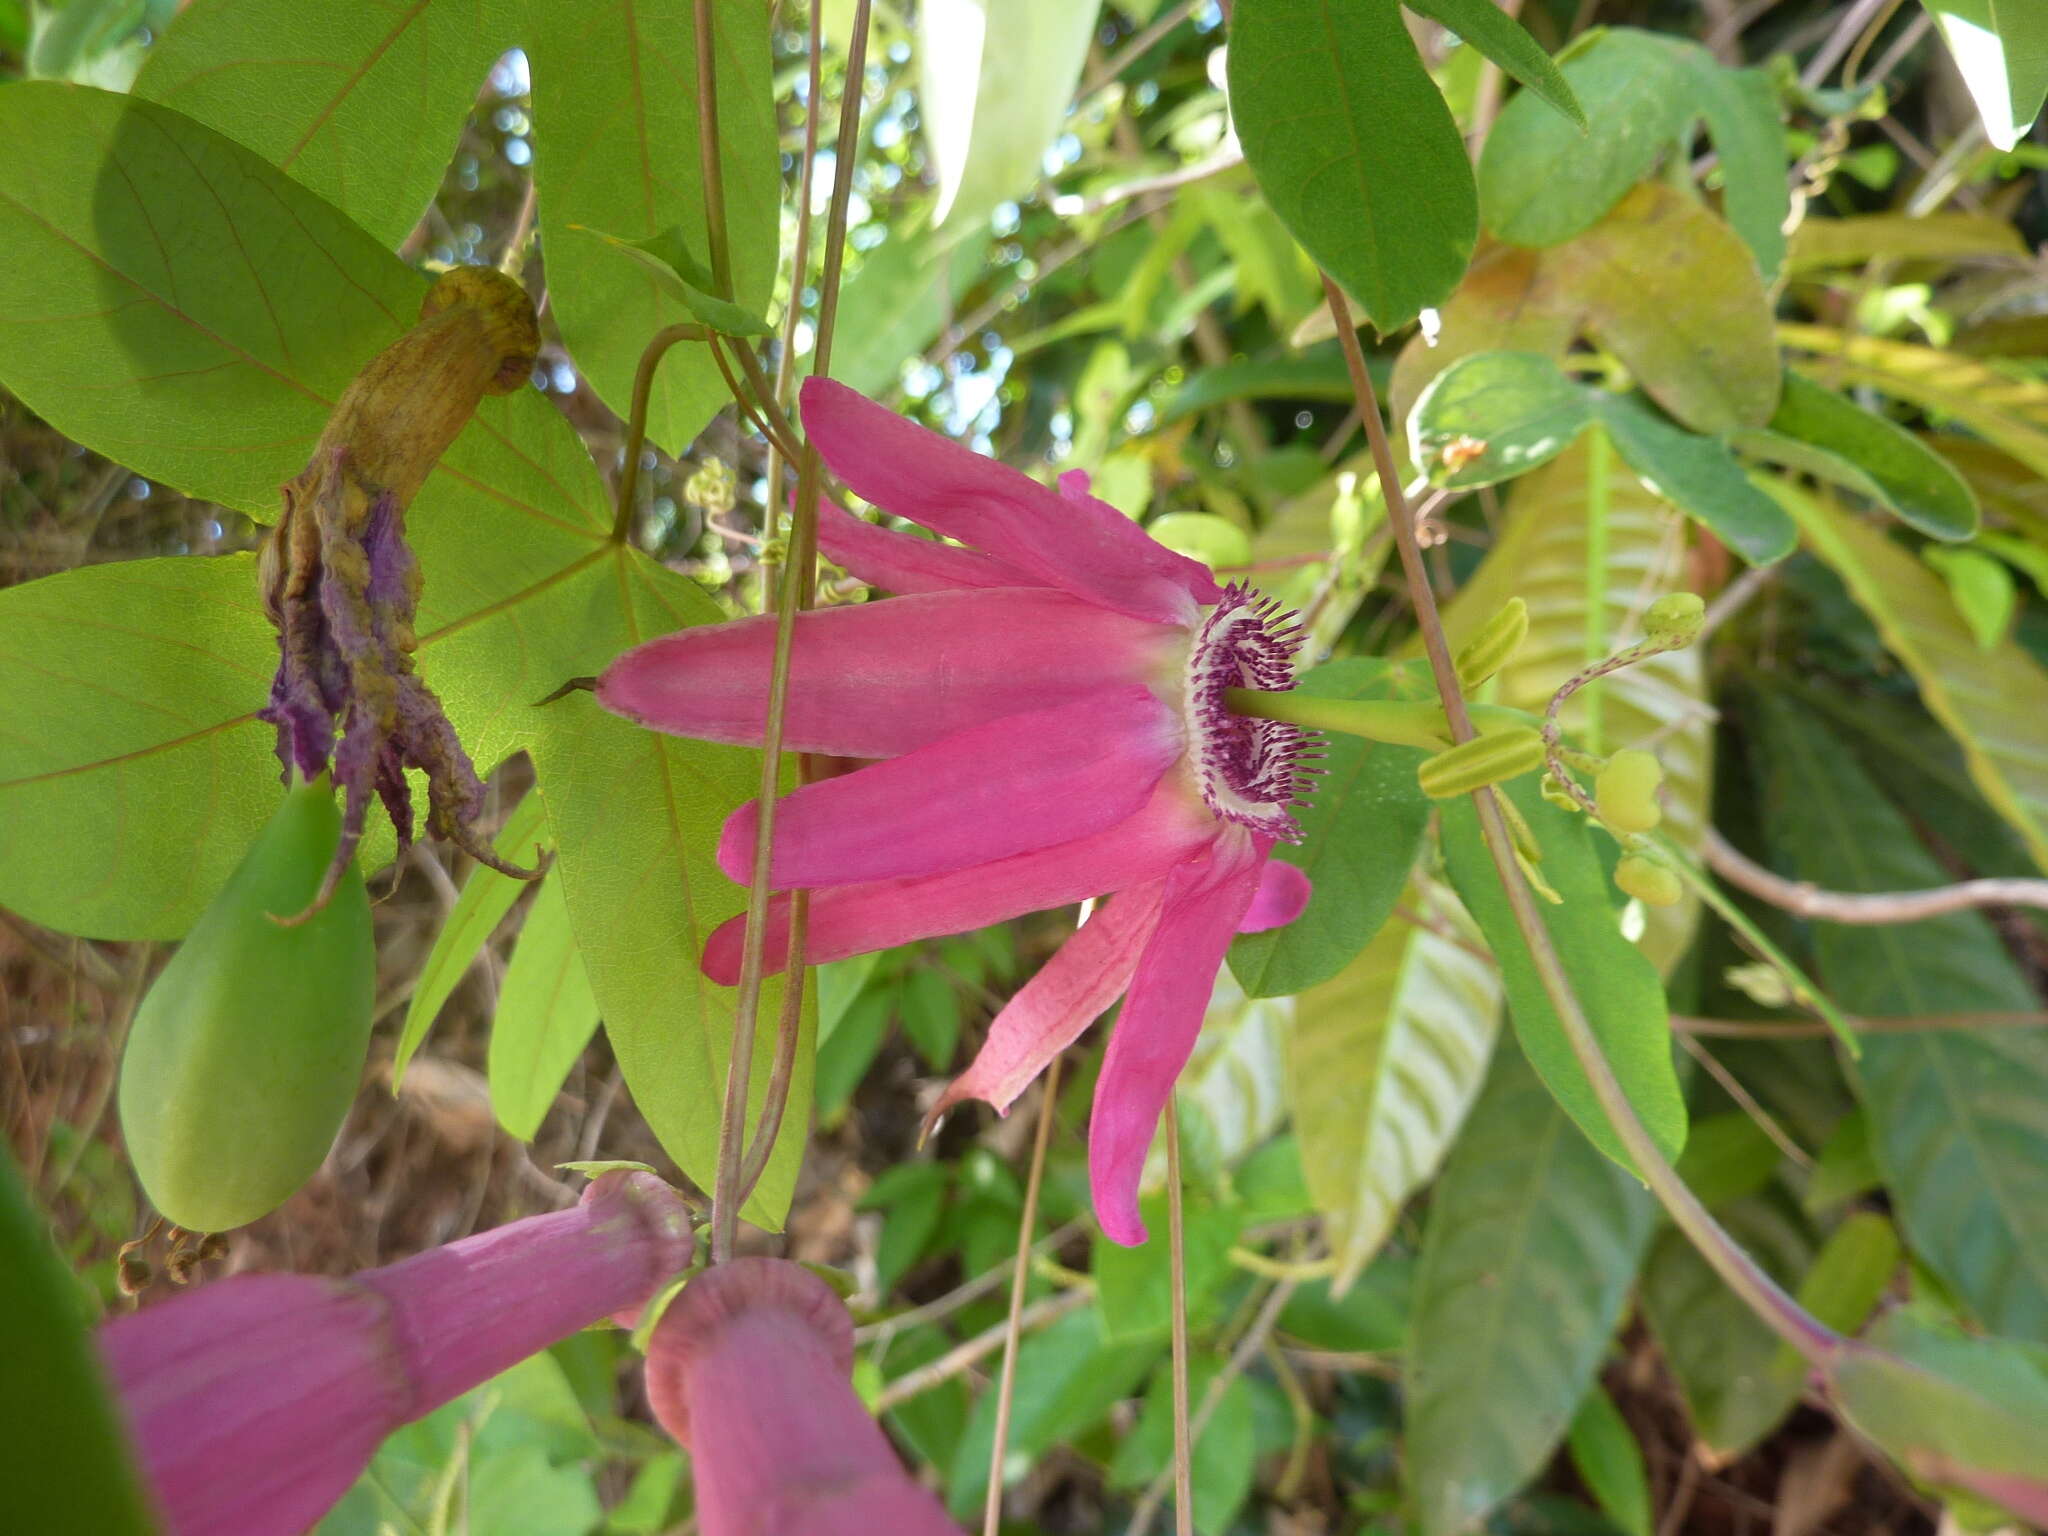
99,1171,694,1536
644,1257,963,1534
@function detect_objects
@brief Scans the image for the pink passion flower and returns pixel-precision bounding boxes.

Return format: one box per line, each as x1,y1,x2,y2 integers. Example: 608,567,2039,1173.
599,380,1316,1245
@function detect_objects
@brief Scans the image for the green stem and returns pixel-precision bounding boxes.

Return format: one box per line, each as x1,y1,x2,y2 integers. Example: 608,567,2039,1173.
608,323,709,544
1318,275,1843,1367
1224,686,1531,749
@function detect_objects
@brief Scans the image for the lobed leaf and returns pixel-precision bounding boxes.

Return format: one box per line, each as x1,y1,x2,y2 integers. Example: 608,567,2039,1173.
488,873,603,1143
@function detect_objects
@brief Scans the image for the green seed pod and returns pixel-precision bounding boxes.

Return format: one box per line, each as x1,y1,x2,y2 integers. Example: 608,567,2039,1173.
1643,592,1705,649
1595,749,1665,834
1454,597,1528,691
1615,853,1683,908
1417,726,1548,800
118,781,374,1234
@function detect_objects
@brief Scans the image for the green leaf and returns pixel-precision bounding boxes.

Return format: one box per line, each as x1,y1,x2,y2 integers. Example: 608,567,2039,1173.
917,0,1097,232
1805,1110,1884,1213
1229,0,1477,332
1109,1361,1258,1535
1229,659,1432,996
897,968,960,1072
567,225,774,336
0,555,278,940
1431,440,1715,974
1923,547,2018,650
1779,485,2048,871
1289,884,1501,1292
945,1304,1163,1518
396,791,553,1087
864,1161,949,1295
131,0,515,249
1793,1210,1901,1337
1830,1312,2048,1522
1092,1191,1242,1341
1674,1111,1782,1208
815,987,890,1127
828,226,982,397
1279,1255,1413,1352
1176,972,1292,1180
1409,350,1594,490
1388,245,1581,431
1922,0,2048,151
1406,0,1584,128
526,0,778,453
0,1147,157,1535
1755,696,2048,1343
1407,1040,1657,1536
1667,52,1790,280
1789,212,2028,269
1640,1193,1816,1457
489,874,602,1142
1565,1386,1651,1536
1441,775,1687,1173
1478,29,1692,249
1744,370,1980,540
1594,395,1796,566
527,550,813,1229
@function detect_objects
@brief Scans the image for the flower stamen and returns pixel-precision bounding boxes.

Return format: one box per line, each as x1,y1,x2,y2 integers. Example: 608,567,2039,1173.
1184,584,1315,841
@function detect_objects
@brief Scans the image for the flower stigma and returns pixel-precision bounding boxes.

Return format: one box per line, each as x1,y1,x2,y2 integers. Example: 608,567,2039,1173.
1182,583,1318,841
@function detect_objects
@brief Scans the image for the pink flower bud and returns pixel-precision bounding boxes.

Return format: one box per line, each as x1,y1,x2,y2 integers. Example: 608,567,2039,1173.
100,1171,693,1536
644,1257,961,1535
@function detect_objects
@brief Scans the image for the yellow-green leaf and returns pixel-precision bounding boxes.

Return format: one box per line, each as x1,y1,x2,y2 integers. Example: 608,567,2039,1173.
489,872,603,1142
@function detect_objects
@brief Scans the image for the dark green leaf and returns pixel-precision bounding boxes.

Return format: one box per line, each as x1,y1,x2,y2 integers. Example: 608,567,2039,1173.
1229,0,1476,331
1565,1386,1652,1536
1408,1041,1657,1536
1805,1110,1884,1213
1277,1254,1414,1352
1674,1111,1782,1208
897,967,960,1072
1409,351,1593,490
1667,54,1789,279
815,989,890,1127
1440,775,1689,1172
1595,396,1796,565
1109,1361,1258,1534
866,1162,950,1295
1406,0,1585,129
1229,660,1432,997
1093,1192,1243,1341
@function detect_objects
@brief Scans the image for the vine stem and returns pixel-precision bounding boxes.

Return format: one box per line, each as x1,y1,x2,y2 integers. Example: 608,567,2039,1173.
982,1054,1063,1536
1318,275,1844,1366
609,322,709,544
1166,1101,1194,1536
709,0,871,1262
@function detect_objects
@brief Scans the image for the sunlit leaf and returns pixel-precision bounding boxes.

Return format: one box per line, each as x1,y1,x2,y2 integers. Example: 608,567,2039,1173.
489,873,602,1142
568,224,774,336
1409,349,1592,490
1406,0,1585,128
132,0,515,248
1229,0,1477,331
1921,0,2048,151
1289,884,1501,1292
1407,1040,1656,1536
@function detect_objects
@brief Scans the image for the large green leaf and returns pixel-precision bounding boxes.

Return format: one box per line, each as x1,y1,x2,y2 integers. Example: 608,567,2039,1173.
1,1148,157,1535
1779,486,2048,871
1407,1040,1657,1536
525,0,778,454
1432,441,1713,973
1229,0,1476,332
1922,0,2048,151
489,872,602,1142
0,83,610,534
1228,659,1432,997
1289,884,1501,1292
0,555,277,939
1639,1193,1816,1458
528,549,812,1227
133,0,515,248
917,0,1096,232
1756,697,2048,1344
1441,775,1687,1172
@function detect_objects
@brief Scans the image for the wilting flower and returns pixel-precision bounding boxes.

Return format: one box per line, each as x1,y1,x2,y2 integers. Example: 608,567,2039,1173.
644,1257,962,1534
600,381,1315,1244
260,265,542,917
100,1171,694,1536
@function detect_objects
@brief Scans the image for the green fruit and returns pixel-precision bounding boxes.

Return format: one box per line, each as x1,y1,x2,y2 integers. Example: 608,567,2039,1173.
1595,749,1664,834
118,781,374,1232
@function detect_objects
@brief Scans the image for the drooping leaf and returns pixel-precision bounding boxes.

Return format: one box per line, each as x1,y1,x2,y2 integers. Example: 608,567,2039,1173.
1744,370,1979,540
1431,440,1714,973
1640,1192,1817,1458
1595,393,1796,565
132,0,516,248
1756,696,2048,1343
396,791,553,1087
1228,659,1432,997
1407,1040,1657,1536
1565,1385,1652,1536
1229,0,1477,332
917,0,1097,232
526,0,778,453
1441,775,1687,1172
1404,0,1585,128
0,1147,157,1535
1921,0,2048,151
1778,485,2048,871
1289,885,1501,1292
489,874,603,1142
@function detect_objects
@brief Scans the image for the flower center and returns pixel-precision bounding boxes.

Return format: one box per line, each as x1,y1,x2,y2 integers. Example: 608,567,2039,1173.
1182,584,1315,841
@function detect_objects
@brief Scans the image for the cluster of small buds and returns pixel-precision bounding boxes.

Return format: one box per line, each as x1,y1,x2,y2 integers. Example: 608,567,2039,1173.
685,455,738,517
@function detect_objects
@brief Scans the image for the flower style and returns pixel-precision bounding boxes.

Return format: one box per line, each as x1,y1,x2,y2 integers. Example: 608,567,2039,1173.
644,1257,963,1534
100,1171,694,1536
600,381,1315,1245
